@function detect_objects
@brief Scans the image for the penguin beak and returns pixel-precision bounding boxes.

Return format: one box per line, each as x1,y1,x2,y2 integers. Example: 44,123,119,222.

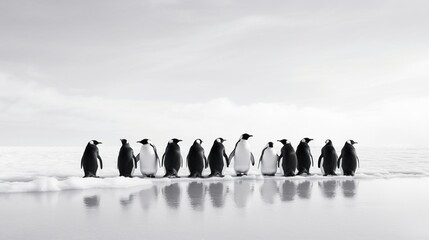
178,139,183,142
277,140,281,142
249,135,253,137
354,142,358,144
98,142,102,144
136,141,141,143
309,139,314,141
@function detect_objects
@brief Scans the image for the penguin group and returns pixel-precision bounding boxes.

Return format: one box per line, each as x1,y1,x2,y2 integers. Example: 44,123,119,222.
81,134,360,178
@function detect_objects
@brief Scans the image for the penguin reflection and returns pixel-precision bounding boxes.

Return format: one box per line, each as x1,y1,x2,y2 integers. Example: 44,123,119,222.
187,182,207,211
139,185,159,210
296,181,313,199
208,182,228,208
341,180,358,198
163,183,181,209
318,180,338,199
259,179,279,204
83,195,100,208
234,180,254,208
280,180,296,202
120,194,134,208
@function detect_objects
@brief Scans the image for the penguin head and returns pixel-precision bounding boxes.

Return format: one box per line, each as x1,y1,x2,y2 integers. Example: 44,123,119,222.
169,138,182,144
89,140,102,145
194,139,203,144
325,139,332,145
137,139,150,145
347,140,358,145
216,138,226,143
277,139,289,145
241,133,253,140
268,142,274,148
120,139,128,145
301,138,313,143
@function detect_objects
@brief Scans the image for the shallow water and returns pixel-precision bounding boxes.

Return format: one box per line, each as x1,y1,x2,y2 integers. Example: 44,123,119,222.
0,178,428,240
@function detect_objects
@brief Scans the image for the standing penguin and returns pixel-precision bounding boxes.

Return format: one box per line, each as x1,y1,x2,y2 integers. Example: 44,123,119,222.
338,140,360,176
81,140,103,178
117,139,137,177
162,138,183,178
258,142,278,176
207,138,229,177
136,139,160,178
187,139,207,178
296,138,314,175
278,139,297,177
318,139,338,176
229,133,255,176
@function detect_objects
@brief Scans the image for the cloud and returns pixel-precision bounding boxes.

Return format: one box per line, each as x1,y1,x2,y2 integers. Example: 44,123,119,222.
0,72,427,148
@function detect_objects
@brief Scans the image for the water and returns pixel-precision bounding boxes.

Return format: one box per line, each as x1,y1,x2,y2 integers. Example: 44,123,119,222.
0,178,428,240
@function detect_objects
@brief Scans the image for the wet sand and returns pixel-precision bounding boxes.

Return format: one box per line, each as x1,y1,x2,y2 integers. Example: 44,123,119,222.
0,178,428,240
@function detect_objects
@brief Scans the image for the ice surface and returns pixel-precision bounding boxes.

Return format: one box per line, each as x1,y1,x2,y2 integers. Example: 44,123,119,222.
0,146,427,193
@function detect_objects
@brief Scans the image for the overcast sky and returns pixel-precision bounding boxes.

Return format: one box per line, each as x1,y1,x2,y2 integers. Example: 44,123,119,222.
0,0,428,149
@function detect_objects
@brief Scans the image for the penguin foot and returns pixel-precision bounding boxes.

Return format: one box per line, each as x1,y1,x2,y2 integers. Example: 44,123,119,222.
284,173,296,177
263,174,275,177
209,172,224,178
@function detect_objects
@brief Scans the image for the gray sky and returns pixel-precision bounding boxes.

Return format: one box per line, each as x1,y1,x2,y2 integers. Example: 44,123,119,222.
0,0,428,148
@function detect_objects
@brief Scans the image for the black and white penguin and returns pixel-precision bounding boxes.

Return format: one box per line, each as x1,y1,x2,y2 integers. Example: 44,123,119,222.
187,139,207,178
229,133,255,176
81,140,103,178
258,142,278,176
278,139,297,177
296,138,314,175
318,139,338,176
136,139,160,178
162,138,183,178
338,140,360,176
207,138,229,177
117,139,137,177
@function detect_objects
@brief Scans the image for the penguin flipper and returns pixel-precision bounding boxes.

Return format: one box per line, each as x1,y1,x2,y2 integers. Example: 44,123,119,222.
228,140,240,163
250,152,255,166
161,153,165,167
310,154,314,167
318,155,322,168
204,154,208,169
223,151,230,167
133,153,138,169
180,155,184,168
337,154,342,168
277,155,282,168
98,155,103,170
228,150,235,163
258,147,267,169
151,144,161,167
357,155,360,168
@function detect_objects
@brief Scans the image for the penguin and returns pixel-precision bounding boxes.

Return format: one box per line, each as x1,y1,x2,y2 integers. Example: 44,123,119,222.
338,140,360,176
136,139,160,178
162,138,183,178
187,139,207,178
318,139,338,176
229,133,255,176
207,138,229,177
296,138,314,175
81,140,103,178
117,139,137,177
278,139,297,177
258,142,279,176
